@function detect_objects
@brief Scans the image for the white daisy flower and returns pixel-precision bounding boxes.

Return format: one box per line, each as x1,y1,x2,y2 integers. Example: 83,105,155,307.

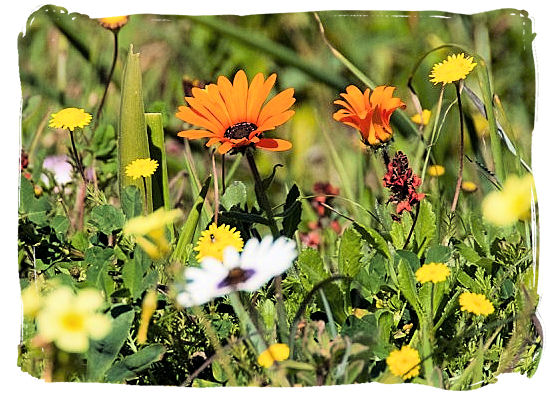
176,236,297,307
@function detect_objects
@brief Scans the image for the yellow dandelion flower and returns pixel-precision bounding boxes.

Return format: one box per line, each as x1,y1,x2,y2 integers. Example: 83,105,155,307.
430,53,477,85
49,108,92,131
427,164,445,177
415,263,450,284
21,284,41,319
36,286,111,353
459,292,494,316
482,174,535,227
257,343,290,368
195,223,244,261
386,345,421,380
411,109,431,125
124,208,182,259
125,158,159,180
98,16,129,30
462,181,478,193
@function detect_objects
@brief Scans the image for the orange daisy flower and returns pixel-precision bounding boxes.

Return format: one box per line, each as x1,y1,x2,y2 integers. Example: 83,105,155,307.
333,85,406,147
176,70,295,154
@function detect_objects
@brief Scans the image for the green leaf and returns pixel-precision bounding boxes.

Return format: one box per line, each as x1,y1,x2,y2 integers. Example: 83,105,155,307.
172,176,211,263
389,213,413,250
87,308,135,382
338,227,364,277
355,270,382,299
71,231,89,251
470,213,490,256
51,215,69,237
297,248,329,290
221,181,247,210
456,243,482,263
397,258,422,315
396,250,420,272
105,344,165,383
414,200,436,256
354,224,390,259
121,186,143,219
281,184,302,238
85,247,115,295
19,175,51,226
457,271,481,293
425,245,452,263
122,247,155,298
146,113,171,214
90,205,126,234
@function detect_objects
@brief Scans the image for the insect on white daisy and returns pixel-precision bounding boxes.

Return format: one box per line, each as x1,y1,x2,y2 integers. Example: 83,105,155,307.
177,236,297,307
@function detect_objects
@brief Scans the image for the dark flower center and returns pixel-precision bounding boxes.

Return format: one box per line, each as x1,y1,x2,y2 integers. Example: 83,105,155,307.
217,267,255,288
224,122,258,140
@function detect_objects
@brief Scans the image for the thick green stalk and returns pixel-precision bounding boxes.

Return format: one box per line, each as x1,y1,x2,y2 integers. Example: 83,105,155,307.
228,293,267,355
118,45,153,214
145,113,171,212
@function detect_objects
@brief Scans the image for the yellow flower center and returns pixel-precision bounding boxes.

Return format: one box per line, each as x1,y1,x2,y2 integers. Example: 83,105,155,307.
195,223,244,261
61,311,85,332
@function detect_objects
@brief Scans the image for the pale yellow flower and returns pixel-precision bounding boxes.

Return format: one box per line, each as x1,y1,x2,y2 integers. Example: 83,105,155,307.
427,164,445,177
411,109,431,125
21,285,41,319
482,174,535,226
461,181,478,193
36,287,111,353
257,343,290,368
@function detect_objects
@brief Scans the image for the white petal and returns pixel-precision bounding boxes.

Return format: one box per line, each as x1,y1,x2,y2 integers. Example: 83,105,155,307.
222,247,241,269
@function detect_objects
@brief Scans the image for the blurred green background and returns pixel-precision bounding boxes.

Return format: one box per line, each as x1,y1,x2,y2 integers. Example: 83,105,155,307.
18,5,535,223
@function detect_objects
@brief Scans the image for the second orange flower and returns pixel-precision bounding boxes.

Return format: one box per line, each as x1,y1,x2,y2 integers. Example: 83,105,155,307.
176,70,295,154
333,85,405,147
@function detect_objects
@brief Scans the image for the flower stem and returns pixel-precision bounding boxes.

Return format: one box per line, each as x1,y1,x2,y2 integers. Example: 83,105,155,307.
244,148,279,237
221,154,226,194
228,292,267,354
451,82,465,213
69,130,86,182
96,30,118,123
142,177,149,214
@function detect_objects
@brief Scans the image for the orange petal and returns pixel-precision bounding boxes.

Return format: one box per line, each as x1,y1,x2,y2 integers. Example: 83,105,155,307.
370,86,391,107
232,70,248,123
184,98,226,133
217,75,239,125
343,85,366,114
249,73,277,124
200,84,233,129
177,129,215,139
257,88,295,125
255,110,295,135
176,106,218,132
217,141,234,154
256,138,292,151
246,73,265,120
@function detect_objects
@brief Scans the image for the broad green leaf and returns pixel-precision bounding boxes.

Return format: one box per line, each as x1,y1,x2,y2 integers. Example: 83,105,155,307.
390,213,413,250
122,247,155,298
338,227,364,277
414,200,436,256
121,186,143,219
87,308,135,382
105,344,165,383
296,248,329,290
51,215,69,237
396,250,420,272
85,246,115,295
397,258,422,315
19,175,51,226
220,181,247,210
71,231,89,251
90,205,125,234
456,243,482,263
457,271,481,293
425,245,452,263
354,224,390,259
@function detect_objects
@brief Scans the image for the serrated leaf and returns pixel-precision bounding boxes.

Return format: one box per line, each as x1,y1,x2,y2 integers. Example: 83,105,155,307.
457,271,481,292
297,248,329,290
338,227,364,277
456,243,482,263
90,205,126,234
414,200,436,256
389,213,413,250
87,308,135,382
105,344,165,383
396,250,420,272
425,245,452,263
121,186,143,219
85,246,115,295
354,224,390,259
220,181,247,210
470,213,490,256
397,258,422,315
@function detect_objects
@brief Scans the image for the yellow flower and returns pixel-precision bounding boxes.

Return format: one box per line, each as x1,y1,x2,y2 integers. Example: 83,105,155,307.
36,286,111,353
98,16,129,30
430,53,477,85
482,174,535,226
125,158,159,180
415,263,450,284
137,289,157,344
21,284,41,319
459,292,494,316
462,181,478,193
427,164,445,177
411,109,431,125
352,308,368,319
257,343,290,368
386,345,421,380
49,108,92,131
124,208,182,259
195,223,244,262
